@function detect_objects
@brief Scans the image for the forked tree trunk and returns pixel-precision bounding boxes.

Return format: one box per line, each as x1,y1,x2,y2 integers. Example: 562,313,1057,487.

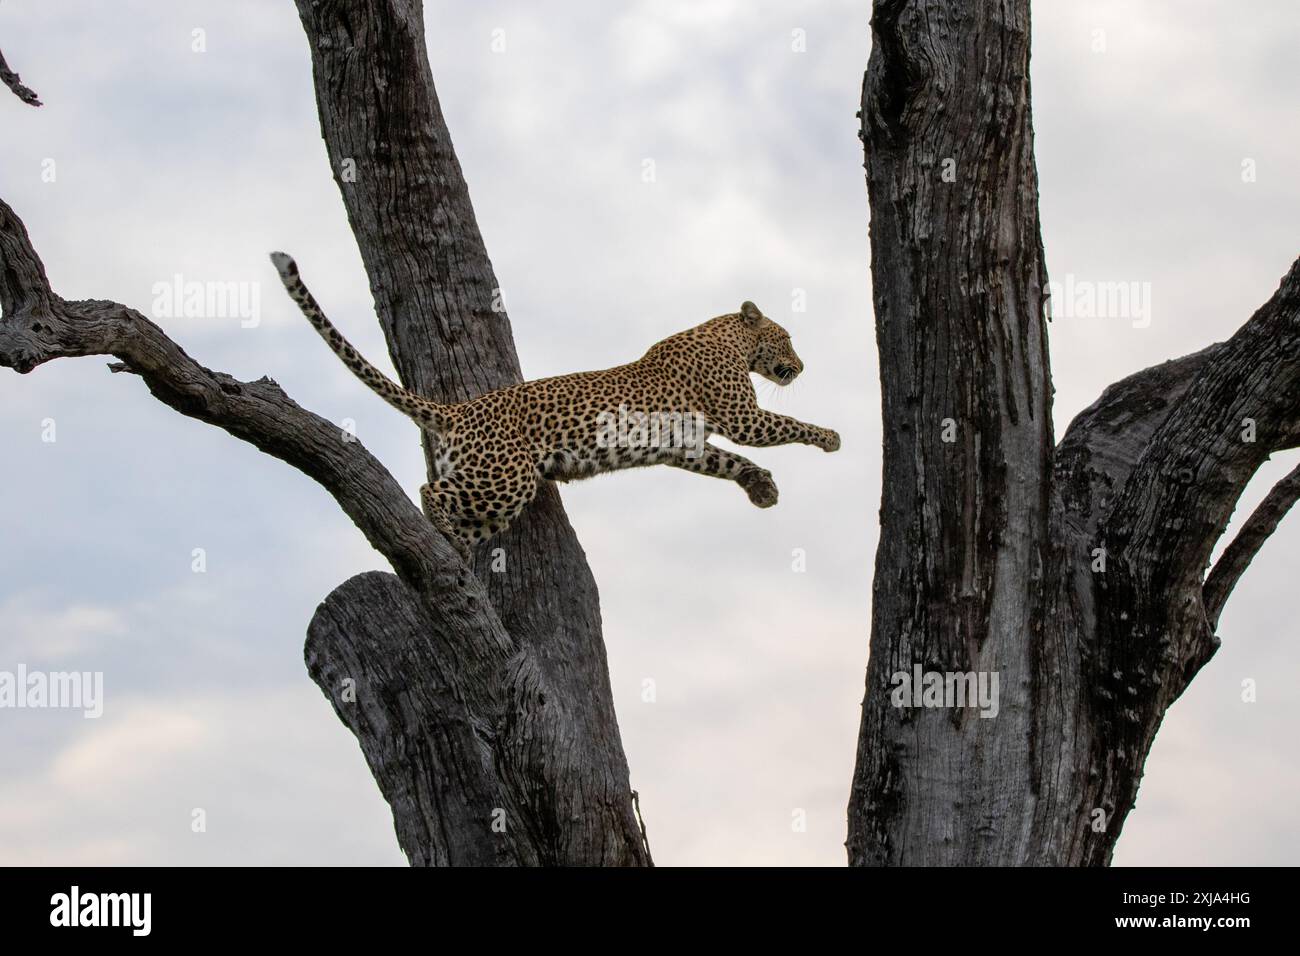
848,0,1300,865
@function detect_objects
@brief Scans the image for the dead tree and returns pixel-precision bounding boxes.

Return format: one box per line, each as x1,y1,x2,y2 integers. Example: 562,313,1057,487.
1,1,649,866
848,0,1299,864
6,1,1295,869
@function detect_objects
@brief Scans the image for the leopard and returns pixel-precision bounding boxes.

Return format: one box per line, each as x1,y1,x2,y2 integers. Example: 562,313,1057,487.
270,252,841,560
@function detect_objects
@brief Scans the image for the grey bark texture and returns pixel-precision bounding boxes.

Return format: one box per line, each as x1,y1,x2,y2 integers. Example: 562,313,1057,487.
1,2,648,867
290,0,647,866
0,46,41,107
848,0,1300,865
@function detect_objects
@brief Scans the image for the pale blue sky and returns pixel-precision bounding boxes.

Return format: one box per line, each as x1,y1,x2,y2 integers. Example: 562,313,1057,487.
0,0,1296,865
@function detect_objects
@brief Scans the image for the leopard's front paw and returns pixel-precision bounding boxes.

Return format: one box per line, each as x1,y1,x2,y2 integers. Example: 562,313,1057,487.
739,467,779,508
817,429,841,453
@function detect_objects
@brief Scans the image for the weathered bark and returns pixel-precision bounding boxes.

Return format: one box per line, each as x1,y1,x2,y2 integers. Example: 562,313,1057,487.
0,46,41,107
848,0,1300,865
290,0,646,866
1204,463,1300,630
2,1,648,866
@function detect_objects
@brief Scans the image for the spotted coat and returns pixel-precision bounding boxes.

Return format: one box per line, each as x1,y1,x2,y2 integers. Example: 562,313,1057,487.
272,254,840,559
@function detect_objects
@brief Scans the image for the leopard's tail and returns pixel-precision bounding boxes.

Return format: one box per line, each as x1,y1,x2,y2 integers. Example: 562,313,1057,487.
270,253,451,433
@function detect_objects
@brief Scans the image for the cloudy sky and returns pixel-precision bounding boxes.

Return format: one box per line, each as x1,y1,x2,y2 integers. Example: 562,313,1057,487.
0,0,1296,866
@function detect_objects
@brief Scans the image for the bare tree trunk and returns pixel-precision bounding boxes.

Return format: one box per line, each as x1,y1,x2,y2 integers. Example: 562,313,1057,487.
289,0,647,867
0,1,648,867
848,0,1300,865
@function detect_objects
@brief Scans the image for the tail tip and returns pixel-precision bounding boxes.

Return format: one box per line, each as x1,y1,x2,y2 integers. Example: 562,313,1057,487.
269,251,298,279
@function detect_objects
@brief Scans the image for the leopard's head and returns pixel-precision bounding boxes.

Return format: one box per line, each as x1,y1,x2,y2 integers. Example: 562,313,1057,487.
740,301,804,385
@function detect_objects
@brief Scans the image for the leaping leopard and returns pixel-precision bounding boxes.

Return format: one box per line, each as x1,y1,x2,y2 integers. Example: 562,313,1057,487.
271,253,840,559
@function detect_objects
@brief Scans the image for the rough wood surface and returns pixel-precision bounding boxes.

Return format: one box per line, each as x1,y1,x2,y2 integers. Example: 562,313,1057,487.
850,0,1057,866
848,0,1300,866
0,47,42,107
290,0,647,866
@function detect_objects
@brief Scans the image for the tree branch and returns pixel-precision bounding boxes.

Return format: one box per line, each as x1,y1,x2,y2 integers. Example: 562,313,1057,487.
0,195,500,637
1203,461,1300,630
0,194,55,319
0,47,41,107
1053,255,1300,766
1055,344,1221,540
305,572,524,865
1059,257,1300,592
1105,257,1300,599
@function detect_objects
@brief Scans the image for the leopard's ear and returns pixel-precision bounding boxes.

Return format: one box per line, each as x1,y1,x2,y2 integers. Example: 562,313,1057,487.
740,301,764,326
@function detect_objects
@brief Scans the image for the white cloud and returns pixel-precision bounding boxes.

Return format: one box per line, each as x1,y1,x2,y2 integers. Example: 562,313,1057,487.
0,598,129,661
0,690,403,865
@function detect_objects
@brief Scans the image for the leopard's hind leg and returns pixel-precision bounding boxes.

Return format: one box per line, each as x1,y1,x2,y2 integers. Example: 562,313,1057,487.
446,449,540,551
420,482,472,561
